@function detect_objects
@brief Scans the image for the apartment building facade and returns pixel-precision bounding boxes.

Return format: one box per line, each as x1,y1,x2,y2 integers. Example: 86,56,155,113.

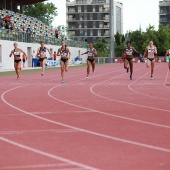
159,0,170,26
66,0,123,43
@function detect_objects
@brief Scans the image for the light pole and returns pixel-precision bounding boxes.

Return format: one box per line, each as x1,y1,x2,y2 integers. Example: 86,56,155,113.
109,0,114,63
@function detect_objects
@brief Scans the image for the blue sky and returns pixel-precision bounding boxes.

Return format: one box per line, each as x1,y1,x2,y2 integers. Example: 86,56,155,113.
48,0,160,33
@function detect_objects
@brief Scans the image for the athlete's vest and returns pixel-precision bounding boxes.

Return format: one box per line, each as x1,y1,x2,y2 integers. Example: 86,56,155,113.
60,47,68,56
125,47,133,55
87,48,95,57
147,46,155,58
40,47,46,55
13,49,20,57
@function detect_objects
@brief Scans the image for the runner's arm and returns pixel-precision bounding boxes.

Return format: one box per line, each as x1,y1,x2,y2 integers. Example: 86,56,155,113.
20,49,27,58
67,48,71,59
143,48,147,60
37,48,40,56
9,50,13,57
81,51,88,55
57,49,61,56
133,48,140,54
46,48,52,56
154,46,157,54
122,48,126,57
93,48,97,56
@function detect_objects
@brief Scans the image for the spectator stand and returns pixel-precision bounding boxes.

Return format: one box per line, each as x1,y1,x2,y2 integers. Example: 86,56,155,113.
0,9,87,48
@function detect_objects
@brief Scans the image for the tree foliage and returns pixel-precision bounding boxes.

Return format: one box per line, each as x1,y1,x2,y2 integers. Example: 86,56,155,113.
94,37,109,57
24,2,57,26
114,24,170,57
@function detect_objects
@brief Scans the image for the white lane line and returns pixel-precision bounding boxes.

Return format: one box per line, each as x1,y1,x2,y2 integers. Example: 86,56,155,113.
0,111,94,116
0,163,70,170
0,129,79,135
1,76,170,153
128,65,170,101
89,74,170,125
164,68,170,90
3,66,170,153
49,70,170,129
0,137,99,170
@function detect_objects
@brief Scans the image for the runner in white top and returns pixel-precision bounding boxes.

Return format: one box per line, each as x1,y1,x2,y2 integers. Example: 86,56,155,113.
57,41,71,83
9,42,27,79
143,41,157,79
122,41,140,80
165,47,170,70
81,43,97,78
37,41,51,76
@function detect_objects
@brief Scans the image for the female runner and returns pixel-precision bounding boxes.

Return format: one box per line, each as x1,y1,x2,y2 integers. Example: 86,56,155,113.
143,41,157,79
9,42,27,79
57,41,71,83
37,41,51,76
81,43,97,78
122,41,140,80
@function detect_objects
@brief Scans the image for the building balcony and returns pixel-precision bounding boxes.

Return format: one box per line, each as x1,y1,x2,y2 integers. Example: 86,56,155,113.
68,10,76,13
104,25,109,28
67,18,76,21
68,27,111,30
104,32,110,36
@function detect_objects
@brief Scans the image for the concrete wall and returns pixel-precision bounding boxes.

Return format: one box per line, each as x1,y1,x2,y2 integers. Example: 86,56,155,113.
0,40,87,69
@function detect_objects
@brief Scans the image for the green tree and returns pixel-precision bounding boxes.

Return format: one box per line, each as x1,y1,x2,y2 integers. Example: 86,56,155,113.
121,34,125,43
142,25,158,52
156,24,170,55
130,29,144,53
115,32,121,45
115,43,124,57
24,2,57,26
94,37,109,57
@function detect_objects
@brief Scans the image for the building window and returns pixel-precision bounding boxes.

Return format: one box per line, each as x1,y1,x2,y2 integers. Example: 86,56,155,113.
98,30,101,36
90,13,93,20
93,6,96,12
84,30,87,36
99,6,103,12
84,21,87,28
97,13,101,19
78,6,81,12
84,5,87,12
99,21,103,28
84,13,87,20
93,21,96,28
69,31,75,36
80,30,83,36
69,8,75,13
92,0,106,3
76,0,87,4
80,15,83,20
90,30,93,36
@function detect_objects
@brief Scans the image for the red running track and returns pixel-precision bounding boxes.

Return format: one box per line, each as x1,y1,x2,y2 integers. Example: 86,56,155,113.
0,63,170,170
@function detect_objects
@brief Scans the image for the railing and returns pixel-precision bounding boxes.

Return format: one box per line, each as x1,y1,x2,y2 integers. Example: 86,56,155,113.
0,29,87,48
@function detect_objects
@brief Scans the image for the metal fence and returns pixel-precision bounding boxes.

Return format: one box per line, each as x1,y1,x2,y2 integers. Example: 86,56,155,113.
0,29,87,48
